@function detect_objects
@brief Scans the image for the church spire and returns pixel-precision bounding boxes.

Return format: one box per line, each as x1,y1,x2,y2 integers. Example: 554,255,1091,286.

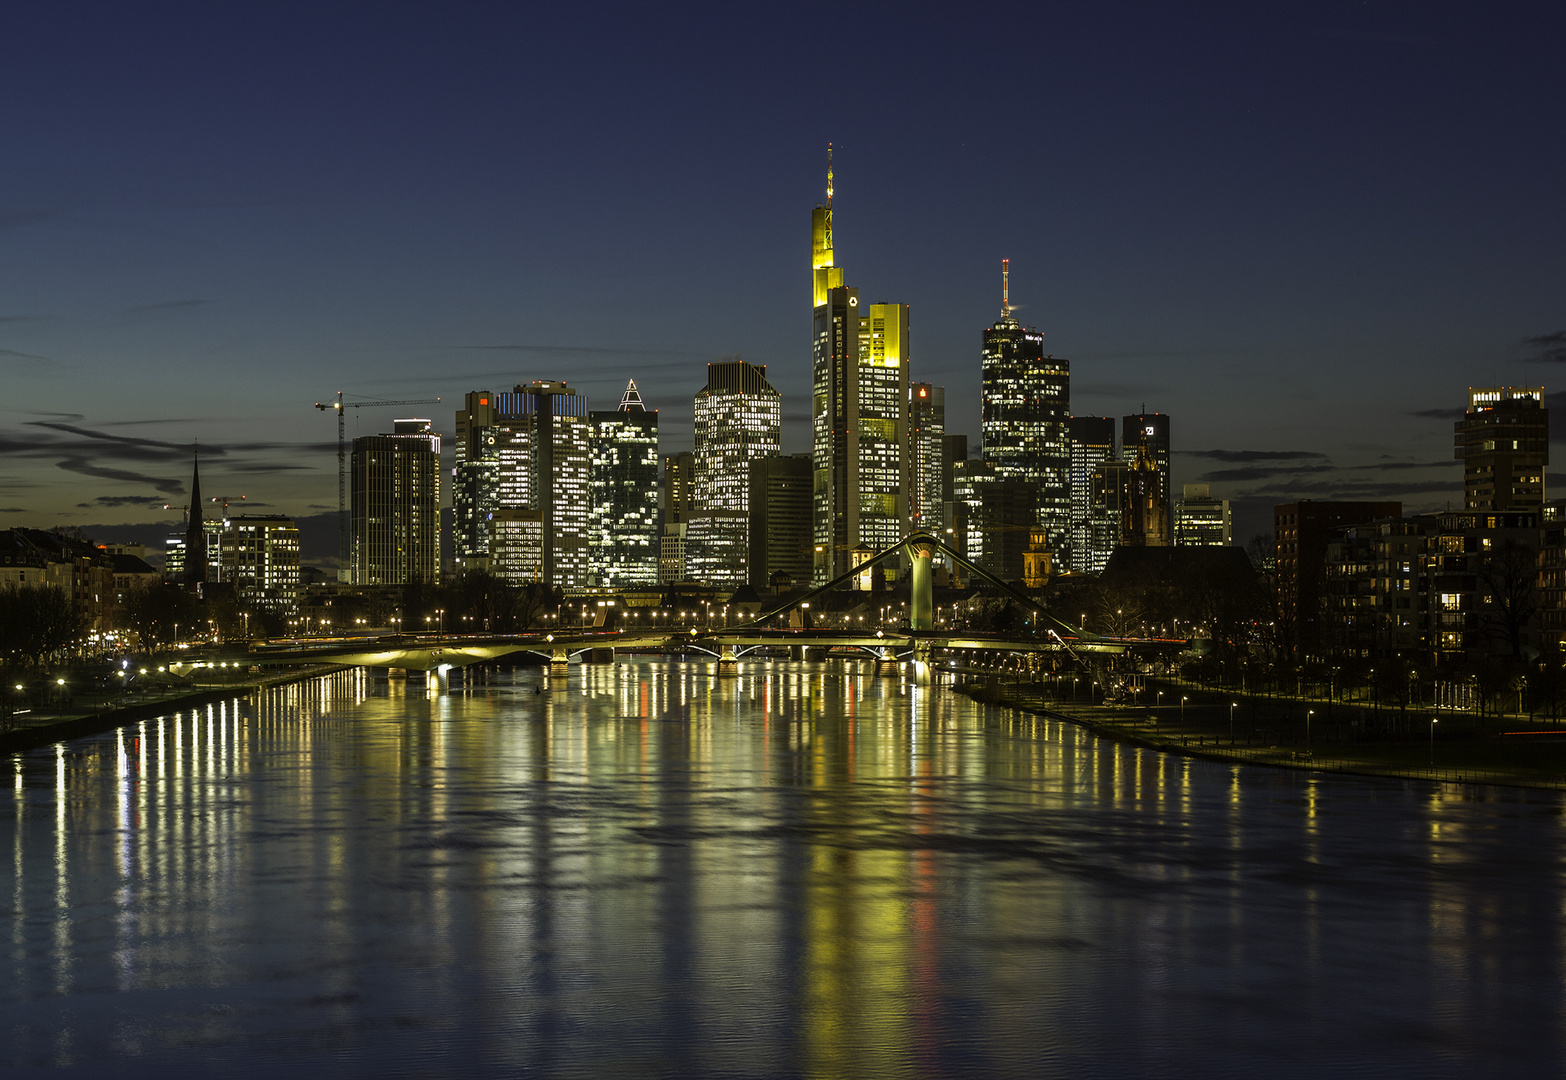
184,443,207,585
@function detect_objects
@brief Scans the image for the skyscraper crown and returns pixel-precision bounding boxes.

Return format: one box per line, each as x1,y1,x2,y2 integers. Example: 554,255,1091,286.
620,380,646,412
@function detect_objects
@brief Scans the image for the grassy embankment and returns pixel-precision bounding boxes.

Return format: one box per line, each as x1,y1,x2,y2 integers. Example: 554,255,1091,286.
0,664,346,754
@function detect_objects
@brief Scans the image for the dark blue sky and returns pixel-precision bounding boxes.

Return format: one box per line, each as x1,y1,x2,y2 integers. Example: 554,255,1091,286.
3,2,1564,555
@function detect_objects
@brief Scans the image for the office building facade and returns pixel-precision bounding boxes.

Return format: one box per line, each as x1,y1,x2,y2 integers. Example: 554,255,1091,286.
588,381,660,587
663,450,695,524
1175,483,1231,546
350,420,441,586
1455,386,1547,512
981,260,1069,548
693,359,782,513
749,453,814,589
1068,416,1117,572
909,383,946,534
452,381,591,588
210,515,301,617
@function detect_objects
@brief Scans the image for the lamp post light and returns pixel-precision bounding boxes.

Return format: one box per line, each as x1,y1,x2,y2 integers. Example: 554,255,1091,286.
1230,701,1237,744
1181,695,1188,727
1430,716,1438,768
1307,709,1315,747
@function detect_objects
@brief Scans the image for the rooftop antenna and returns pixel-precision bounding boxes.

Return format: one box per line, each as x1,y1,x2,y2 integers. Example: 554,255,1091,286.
826,143,834,206
1002,258,1011,319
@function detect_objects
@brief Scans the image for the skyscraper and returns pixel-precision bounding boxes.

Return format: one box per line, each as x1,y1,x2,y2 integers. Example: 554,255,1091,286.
663,451,694,524
749,452,813,589
909,383,945,533
810,154,910,582
350,419,441,585
588,381,660,587
1122,412,1172,541
452,381,591,588
981,260,1069,548
951,459,1035,582
693,359,782,513
688,359,781,588
1068,416,1117,572
1455,386,1548,512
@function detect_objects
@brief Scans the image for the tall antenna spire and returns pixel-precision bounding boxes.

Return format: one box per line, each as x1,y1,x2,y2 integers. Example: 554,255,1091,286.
1002,258,1011,319
826,143,834,207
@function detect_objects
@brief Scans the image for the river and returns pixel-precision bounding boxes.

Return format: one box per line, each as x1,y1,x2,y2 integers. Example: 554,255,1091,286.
4,660,1564,1077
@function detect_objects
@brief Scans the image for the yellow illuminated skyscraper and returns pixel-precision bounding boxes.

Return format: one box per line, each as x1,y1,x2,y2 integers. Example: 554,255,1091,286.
810,151,910,583
812,144,845,307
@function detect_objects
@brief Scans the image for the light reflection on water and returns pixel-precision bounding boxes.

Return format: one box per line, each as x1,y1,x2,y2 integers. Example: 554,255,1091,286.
3,660,1565,1078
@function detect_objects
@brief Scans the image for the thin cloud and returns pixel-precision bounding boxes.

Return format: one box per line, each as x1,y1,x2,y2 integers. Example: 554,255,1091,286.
447,344,706,358
0,347,53,364
1345,460,1453,472
1522,332,1566,364
55,458,185,494
1246,478,1457,499
1184,449,1327,463
1199,463,1336,483
0,207,68,231
1409,406,1464,420
77,494,169,508
29,420,197,453
0,506,27,513
124,299,212,315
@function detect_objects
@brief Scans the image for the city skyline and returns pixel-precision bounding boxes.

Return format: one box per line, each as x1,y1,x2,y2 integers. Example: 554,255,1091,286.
3,5,1563,556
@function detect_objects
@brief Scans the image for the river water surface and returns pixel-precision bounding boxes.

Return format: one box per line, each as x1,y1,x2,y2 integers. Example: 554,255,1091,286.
4,661,1565,1077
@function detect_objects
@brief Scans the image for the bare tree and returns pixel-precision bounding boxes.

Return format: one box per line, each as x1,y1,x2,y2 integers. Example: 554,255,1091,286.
0,584,84,665
1479,541,1538,662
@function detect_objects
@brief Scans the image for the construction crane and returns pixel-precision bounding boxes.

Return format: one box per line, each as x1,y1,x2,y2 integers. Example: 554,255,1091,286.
315,392,441,582
209,494,247,516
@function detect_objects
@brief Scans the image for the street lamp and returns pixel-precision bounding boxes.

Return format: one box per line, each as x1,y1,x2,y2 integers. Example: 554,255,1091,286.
1229,701,1237,744
1181,695,1188,727
1307,709,1314,746
1430,716,1438,767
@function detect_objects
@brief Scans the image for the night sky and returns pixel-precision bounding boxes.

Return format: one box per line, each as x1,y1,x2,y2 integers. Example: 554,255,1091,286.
3,2,1564,564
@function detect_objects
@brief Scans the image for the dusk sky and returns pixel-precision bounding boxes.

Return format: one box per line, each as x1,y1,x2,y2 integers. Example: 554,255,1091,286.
4,2,1564,562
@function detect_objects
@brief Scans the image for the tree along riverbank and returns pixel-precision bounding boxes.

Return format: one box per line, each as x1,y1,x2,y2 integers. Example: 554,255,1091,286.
958,676,1566,791
0,666,348,755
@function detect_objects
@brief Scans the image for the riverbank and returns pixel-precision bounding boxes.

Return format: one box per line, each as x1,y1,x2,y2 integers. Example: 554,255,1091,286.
0,665,348,755
959,677,1566,791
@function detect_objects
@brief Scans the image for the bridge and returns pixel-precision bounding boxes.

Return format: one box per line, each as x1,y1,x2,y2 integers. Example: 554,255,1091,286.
213,532,1184,688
